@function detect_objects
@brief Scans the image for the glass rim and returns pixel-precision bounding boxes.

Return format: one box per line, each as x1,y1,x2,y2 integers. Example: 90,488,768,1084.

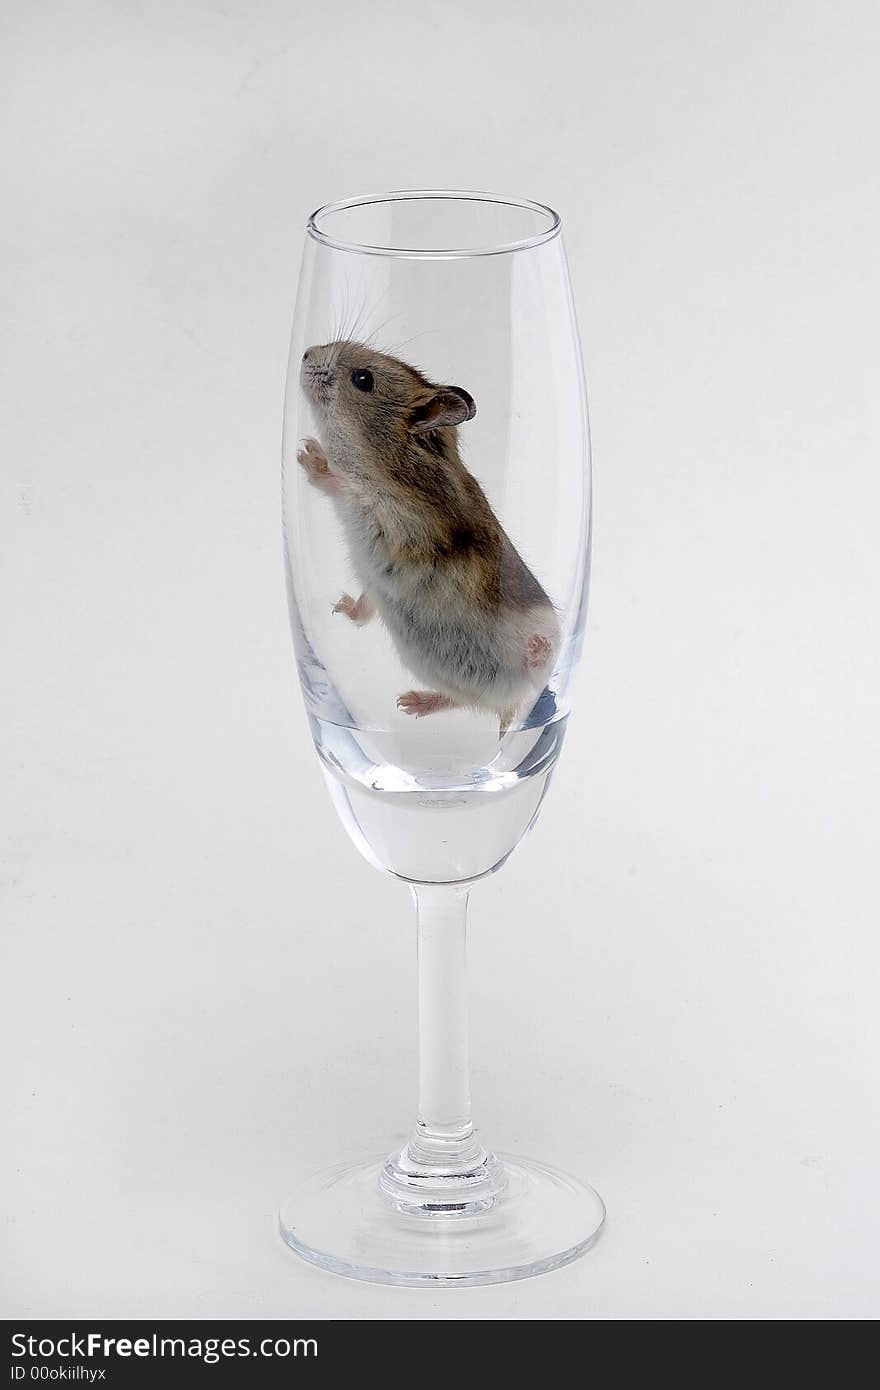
306,190,562,260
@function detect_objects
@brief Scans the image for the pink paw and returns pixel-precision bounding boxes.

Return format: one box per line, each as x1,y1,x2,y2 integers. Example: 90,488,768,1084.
333,592,374,625
397,691,456,718
526,632,553,671
297,436,328,477
297,437,342,493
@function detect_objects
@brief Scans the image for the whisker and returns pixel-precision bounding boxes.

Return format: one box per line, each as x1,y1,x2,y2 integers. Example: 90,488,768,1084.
349,290,370,344
380,328,440,357
362,310,405,349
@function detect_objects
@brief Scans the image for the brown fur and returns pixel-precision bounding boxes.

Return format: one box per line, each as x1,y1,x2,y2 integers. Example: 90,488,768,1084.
299,339,559,729
305,341,548,615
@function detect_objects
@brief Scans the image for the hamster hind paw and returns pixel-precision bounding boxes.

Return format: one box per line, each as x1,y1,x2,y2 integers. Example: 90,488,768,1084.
526,632,553,671
397,691,456,718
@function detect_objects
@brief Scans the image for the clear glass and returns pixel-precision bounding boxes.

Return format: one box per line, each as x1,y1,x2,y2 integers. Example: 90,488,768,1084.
279,191,604,1285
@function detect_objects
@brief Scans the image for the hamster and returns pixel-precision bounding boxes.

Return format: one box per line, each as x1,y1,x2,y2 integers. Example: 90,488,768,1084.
297,339,560,734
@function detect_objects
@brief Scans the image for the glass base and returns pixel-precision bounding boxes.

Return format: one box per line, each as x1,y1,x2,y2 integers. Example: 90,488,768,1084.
279,1153,605,1287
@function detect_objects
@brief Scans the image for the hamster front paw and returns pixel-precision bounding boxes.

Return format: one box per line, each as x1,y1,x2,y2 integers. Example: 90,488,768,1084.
333,591,375,626
297,437,341,493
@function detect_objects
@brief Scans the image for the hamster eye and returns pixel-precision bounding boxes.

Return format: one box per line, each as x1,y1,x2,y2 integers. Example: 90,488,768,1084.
351,368,374,393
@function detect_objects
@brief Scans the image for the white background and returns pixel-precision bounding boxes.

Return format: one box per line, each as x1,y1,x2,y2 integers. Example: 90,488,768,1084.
2,0,878,1320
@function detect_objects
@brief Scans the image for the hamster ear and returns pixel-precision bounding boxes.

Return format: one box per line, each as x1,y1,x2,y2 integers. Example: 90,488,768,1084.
409,386,476,432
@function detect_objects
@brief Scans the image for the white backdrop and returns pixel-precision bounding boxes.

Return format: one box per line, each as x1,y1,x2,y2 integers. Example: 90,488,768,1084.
2,0,878,1319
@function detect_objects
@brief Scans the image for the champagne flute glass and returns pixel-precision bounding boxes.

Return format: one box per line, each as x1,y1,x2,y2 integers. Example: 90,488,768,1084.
279,190,603,1285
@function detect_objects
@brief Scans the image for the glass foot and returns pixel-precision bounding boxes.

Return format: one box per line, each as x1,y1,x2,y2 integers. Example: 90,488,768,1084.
279,1153,605,1287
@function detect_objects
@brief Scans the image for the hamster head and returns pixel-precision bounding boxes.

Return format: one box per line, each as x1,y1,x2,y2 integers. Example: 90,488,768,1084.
300,340,475,472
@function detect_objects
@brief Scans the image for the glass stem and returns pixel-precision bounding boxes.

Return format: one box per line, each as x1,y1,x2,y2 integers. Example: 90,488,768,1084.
412,882,477,1162
380,882,507,1212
